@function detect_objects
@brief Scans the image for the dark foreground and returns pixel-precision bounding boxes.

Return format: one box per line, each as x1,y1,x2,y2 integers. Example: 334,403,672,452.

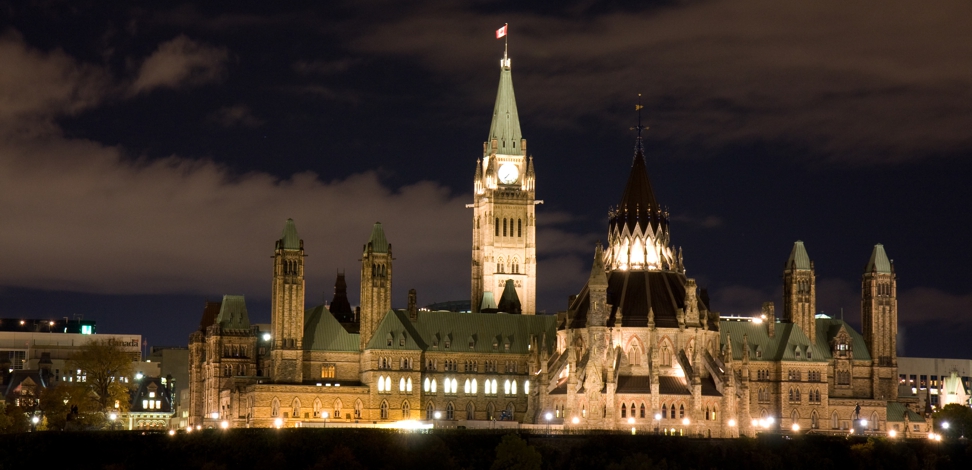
3,429,971,470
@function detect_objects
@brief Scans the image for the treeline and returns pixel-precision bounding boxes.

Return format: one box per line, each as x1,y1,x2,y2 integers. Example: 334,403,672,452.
1,430,970,470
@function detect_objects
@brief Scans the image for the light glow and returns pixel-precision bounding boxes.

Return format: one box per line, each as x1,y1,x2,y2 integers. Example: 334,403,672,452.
888,429,897,438
572,417,579,424
728,419,736,427
221,420,229,429
791,423,800,432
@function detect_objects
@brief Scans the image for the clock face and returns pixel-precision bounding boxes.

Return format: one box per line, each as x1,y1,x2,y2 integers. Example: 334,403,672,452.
498,163,519,184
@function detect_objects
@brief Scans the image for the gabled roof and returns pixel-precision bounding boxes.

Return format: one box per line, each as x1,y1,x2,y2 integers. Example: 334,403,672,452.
366,309,426,350
366,222,389,254
3,369,53,402
412,311,556,355
216,295,250,330
278,218,301,250
787,241,812,270
865,244,892,273
480,292,497,311
129,377,173,413
719,320,827,362
814,318,872,361
304,305,360,352
486,61,522,156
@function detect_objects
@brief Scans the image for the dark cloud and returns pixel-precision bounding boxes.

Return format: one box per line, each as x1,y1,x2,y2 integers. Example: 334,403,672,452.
350,0,972,162
207,104,264,128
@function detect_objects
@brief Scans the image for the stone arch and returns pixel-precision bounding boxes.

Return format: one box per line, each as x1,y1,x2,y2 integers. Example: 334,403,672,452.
426,401,435,419
292,397,301,419
402,400,410,419
487,402,495,420
333,398,343,420
626,336,645,366
380,400,389,419
313,398,323,417
354,399,362,419
466,402,475,420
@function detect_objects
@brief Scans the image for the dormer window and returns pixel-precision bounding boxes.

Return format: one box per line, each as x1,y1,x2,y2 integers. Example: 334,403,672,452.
806,348,812,360
400,333,406,347
794,346,801,359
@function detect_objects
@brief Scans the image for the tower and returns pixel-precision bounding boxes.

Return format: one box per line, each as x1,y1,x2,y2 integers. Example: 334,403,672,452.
471,50,537,314
862,244,897,368
271,218,305,383
782,240,816,341
360,222,392,350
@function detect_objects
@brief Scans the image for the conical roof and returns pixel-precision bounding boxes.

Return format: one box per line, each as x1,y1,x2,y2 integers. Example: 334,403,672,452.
279,218,301,250
609,144,665,233
865,244,892,273
486,62,522,156
787,241,812,270
367,222,389,253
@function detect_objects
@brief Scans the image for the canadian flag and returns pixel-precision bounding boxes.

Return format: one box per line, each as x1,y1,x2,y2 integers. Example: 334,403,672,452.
496,25,507,39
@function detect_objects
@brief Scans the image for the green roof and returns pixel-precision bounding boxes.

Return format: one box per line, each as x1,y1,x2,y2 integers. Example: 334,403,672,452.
303,305,360,352
412,311,556,355
279,218,301,250
814,318,872,361
486,62,522,156
366,222,389,253
498,280,521,314
366,310,427,350
787,241,811,270
216,295,251,330
720,320,826,362
886,402,924,423
480,292,497,310
865,244,892,273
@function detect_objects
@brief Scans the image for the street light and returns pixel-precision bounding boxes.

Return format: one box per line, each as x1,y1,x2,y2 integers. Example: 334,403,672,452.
274,418,283,429
109,412,117,431
888,429,897,438
220,420,229,429
942,421,950,430
571,417,579,425
323,411,329,429
628,417,635,425
792,423,801,432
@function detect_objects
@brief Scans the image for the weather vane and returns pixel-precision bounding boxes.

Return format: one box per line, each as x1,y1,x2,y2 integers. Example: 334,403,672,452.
631,94,648,156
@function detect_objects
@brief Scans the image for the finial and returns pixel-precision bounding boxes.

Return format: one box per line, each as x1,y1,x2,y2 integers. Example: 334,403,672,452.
630,94,649,158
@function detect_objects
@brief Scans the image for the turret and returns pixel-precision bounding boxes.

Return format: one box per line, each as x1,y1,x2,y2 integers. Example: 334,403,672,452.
271,218,305,383
783,241,816,341
360,222,392,351
587,243,609,326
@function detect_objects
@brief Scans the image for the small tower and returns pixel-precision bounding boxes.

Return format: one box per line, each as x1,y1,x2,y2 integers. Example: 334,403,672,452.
862,244,898,398
782,241,816,341
587,243,608,327
271,218,305,383
360,222,392,351
329,271,354,323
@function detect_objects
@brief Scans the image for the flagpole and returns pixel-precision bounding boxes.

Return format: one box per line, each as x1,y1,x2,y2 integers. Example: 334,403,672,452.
504,23,509,61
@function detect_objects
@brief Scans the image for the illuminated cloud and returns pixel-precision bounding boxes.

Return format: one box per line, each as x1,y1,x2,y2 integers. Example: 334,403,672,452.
131,35,228,94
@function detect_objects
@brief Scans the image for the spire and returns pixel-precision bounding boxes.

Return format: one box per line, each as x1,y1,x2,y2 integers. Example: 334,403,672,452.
609,97,664,234
329,271,353,321
787,241,811,270
486,55,522,156
278,218,301,250
588,243,608,287
366,222,389,253
865,243,892,273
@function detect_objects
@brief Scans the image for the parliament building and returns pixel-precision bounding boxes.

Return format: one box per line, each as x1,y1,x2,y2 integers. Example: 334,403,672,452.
188,51,926,437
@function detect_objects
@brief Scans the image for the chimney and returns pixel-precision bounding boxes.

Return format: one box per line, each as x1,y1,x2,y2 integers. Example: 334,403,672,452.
763,302,776,338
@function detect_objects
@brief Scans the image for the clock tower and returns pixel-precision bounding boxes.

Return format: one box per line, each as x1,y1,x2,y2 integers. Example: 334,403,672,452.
471,52,538,314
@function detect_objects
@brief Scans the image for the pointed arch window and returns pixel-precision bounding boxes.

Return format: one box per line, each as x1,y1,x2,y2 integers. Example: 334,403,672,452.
400,377,406,392
679,404,685,418
503,219,507,237
406,377,412,393
621,403,627,418
354,399,362,419
292,398,301,419
466,402,475,420
426,402,435,420
662,404,667,419
447,402,455,420
518,219,522,237
380,400,388,420
271,398,280,417
402,401,410,419
640,403,646,418
334,399,342,420
832,411,839,429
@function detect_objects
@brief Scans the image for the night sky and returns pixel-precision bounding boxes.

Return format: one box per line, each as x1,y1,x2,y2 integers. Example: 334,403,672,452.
1,1,970,357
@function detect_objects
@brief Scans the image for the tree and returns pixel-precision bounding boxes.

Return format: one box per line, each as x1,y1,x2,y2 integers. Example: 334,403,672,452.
39,381,105,430
932,403,972,439
67,339,135,414
491,434,542,470
0,403,30,434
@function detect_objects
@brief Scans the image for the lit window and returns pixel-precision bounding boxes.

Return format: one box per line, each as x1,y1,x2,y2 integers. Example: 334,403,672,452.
406,377,412,392
424,377,430,392
511,380,517,395
464,379,470,394
143,400,148,409
385,376,391,392
400,377,406,392
472,379,478,394
524,380,529,394
431,379,437,393
504,380,511,395
378,375,385,392
149,392,155,398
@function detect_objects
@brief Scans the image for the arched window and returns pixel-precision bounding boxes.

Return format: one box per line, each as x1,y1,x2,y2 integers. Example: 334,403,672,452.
431,379,437,393
704,406,709,420
378,375,385,392
506,402,515,419
621,403,627,418
464,379,470,394
424,377,430,392
791,409,799,426
313,398,322,417
406,377,412,392
661,343,672,367
503,219,507,237
400,377,406,392
679,404,685,418
447,402,455,420
426,402,435,420
292,398,301,419
640,403,646,418
487,402,495,420
380,401,388,419
271,398,280,417
871,412,879,431
518,219,522,237
385,376,391,392
402,401,410,419
662,404,667,419
511,380,517,395
355,399,362,419
811,411,819,429
466,402,475,420
471,378,478,394
334,399,342,420
495,218,499,236
832,411,839,429
670,404,676,419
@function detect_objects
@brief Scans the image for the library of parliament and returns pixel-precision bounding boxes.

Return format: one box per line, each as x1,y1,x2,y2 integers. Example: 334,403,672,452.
188,51,927,437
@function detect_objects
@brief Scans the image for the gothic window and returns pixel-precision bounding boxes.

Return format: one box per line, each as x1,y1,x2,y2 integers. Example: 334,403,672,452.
791,410,799,426
628,342,643,366
661,343,672,367
466,402,475,420
621,403,627,418
487,402,495,420
355,399,362,419
503,219,507,236
662,404,667,418
472,378,478,394
640,403,646,418
495,218,499,236
679,404,685,419
426,402,435,420
831,411,839,429
871,412,879,431
400,377,406,392
402,401,410,419
334,399,342,419
380,400,388,419
518,219,522,237
292,398,301,419
811,411,818,429
447,402,455,420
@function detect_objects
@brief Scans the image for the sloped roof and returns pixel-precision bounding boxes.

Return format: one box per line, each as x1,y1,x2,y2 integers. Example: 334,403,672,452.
410,311,557,355
366,309,426,350
886,402,924,423
304,305,360,352
568,270,713,329
609,146,665,234
617,375,652,394
216,295,250,330
129,377,173,413
720,320,827,362
486,61,522,156
814,318,872,361
657,376,691,395
787,241,811,270
866,244,892,273
498,279,522,314
199,301,221,331
278,218,301,250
